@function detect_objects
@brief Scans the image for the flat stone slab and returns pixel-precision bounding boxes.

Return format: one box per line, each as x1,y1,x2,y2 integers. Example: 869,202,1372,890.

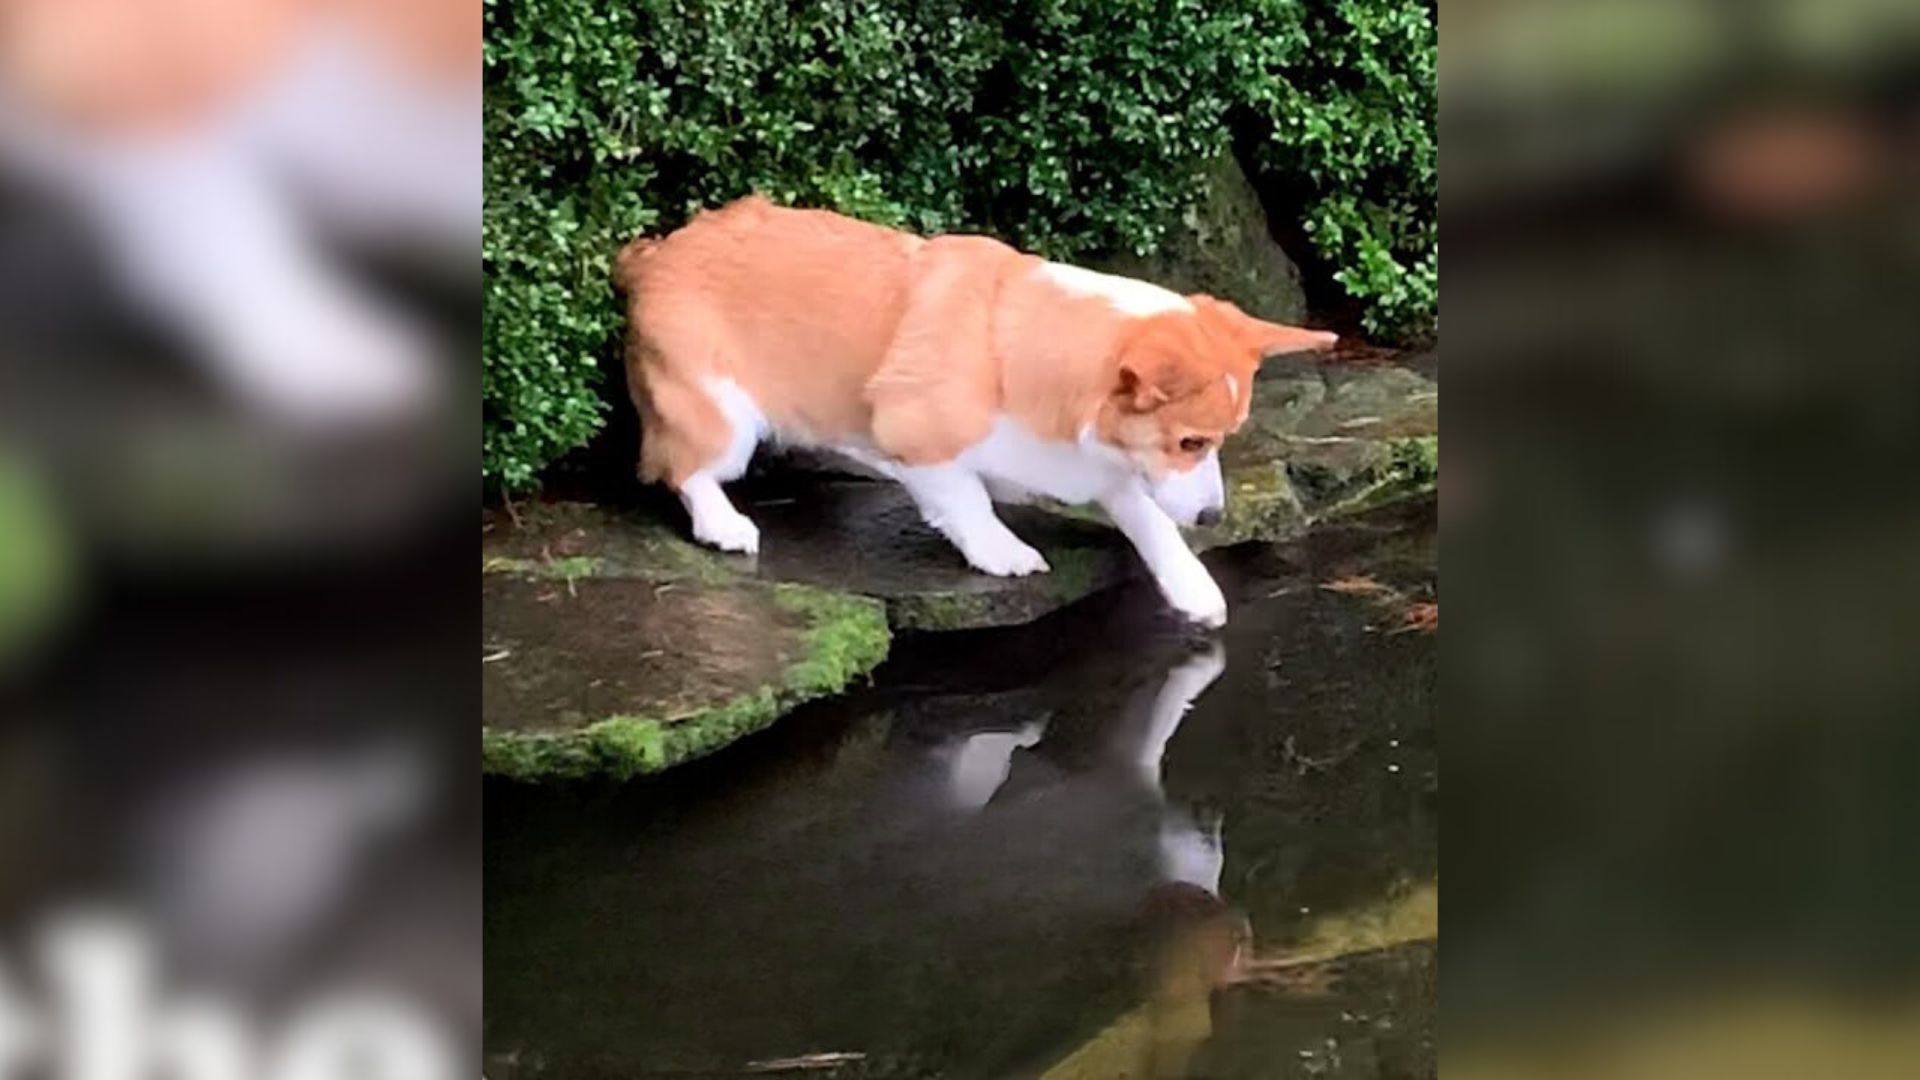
481,569,888,780
485,492,1129,633
1201,350,1438,544
746,484,1129,630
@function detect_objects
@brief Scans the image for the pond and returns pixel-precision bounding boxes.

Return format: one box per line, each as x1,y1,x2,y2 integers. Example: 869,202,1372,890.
484,498,1436,1079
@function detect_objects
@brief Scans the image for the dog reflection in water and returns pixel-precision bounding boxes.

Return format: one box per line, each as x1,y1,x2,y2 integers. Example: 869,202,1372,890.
920,641,1247,1077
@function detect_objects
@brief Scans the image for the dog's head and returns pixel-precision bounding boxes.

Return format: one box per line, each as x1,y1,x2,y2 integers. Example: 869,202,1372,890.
1094,298,1336,525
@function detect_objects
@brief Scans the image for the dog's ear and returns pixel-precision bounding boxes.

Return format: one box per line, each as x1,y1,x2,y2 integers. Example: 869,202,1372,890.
1192,296,1338,358
1115,360,1172,412
1116,353,1213,412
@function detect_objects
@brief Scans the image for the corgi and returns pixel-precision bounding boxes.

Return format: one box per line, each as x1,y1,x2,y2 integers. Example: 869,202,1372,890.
619,197,1335,626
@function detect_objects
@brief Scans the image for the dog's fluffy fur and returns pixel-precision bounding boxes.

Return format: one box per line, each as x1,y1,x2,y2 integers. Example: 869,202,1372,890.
620,198,1334,625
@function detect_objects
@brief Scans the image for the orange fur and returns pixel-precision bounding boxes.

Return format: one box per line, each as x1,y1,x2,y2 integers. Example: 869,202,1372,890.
622,197,919,484
619,198,1335,487
864,235,1036,464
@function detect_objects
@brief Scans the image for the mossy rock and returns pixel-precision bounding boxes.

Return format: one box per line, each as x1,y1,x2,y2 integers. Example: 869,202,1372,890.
1085,151,1307,324
482,573,888,780
484,500,737,586
1190,356,1440,542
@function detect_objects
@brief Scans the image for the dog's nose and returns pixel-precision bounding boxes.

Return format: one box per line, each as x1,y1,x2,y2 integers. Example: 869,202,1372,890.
1195,507,1223,527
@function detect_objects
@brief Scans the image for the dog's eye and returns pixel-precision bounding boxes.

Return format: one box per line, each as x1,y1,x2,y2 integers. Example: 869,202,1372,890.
1179,436,1212,454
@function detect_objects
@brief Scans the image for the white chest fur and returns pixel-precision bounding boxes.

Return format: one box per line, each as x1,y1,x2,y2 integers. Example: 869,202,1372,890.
954,417,1132,505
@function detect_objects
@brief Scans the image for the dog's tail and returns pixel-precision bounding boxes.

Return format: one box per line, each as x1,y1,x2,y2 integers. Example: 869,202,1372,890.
612,235,663,294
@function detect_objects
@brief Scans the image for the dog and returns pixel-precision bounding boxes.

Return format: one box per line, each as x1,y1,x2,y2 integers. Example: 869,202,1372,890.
620,198,1335,626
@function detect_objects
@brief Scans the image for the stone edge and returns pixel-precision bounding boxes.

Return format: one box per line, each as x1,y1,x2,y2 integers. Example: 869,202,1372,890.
481,581,891,782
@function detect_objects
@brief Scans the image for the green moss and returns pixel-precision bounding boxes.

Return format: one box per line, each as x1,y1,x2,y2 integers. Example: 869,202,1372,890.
482,728,593,781
1043,546,1109,603
484,521,739,586
482,584,890,782
483,715,663,782
480,554,605,580
1201,462,1309,547
1389,435,1440,488
655,688,783,774
593,715,671,776
641,532,737,586
547,555,601,581
890,592,994,632
1316,435,1439,520
772,583,893,696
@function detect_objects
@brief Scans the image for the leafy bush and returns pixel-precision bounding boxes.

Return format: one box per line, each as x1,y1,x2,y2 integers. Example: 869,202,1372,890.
1231,0,1437,343
484,0,1434,489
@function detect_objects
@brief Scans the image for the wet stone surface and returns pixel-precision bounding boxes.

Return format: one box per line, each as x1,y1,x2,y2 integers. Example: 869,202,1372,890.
481,554,890,780
483,576,805,736
746,482,1128,630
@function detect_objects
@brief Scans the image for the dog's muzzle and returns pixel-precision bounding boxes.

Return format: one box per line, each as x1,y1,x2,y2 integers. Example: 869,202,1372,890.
1150,451,1227,526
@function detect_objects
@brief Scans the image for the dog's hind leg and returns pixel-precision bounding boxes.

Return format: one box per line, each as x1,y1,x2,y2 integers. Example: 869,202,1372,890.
678,470,759,555
635,365,763,554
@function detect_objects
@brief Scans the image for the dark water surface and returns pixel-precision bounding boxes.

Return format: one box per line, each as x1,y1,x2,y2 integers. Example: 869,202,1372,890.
485,500,1436,1079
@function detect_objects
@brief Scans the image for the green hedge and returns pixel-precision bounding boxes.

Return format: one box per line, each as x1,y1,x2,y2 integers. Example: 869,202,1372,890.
483,0,1434,489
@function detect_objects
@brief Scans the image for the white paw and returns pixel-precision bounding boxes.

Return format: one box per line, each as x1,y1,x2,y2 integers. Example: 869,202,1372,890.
964,534,1050,577
693,511,760,554
1163,568,1228,627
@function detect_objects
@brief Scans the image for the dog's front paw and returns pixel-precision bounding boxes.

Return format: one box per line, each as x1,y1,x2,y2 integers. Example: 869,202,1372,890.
965,534,1050,577
1163,568,1228,628
693,511,761,555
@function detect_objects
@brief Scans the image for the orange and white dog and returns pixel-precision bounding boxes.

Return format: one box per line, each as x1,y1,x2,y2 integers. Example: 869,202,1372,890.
620,198,1335,626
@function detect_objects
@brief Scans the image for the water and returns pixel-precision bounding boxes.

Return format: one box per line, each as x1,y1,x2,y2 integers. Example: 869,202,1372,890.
485,499,1436,1079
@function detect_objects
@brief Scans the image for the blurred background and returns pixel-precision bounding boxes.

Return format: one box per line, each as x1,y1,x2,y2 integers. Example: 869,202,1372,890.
7,0,1919,1074
1444,0,1920,1076
0,3,476,1077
